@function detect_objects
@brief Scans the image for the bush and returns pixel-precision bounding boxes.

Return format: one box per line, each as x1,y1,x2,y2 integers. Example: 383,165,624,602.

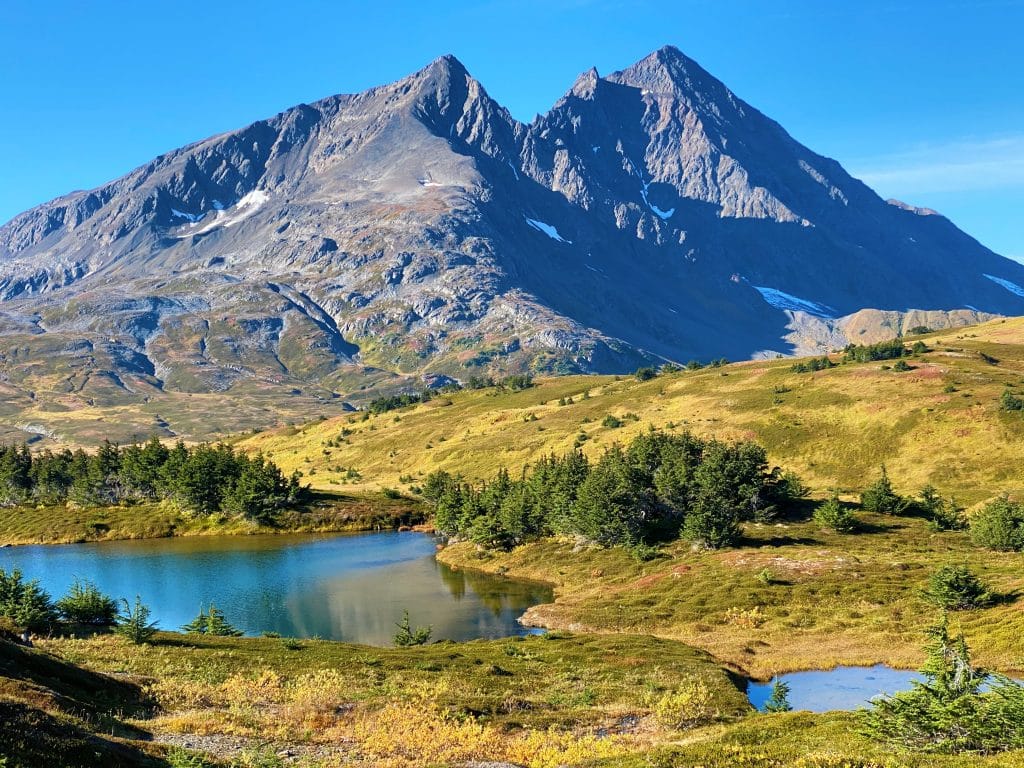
635,367,657,381
860,466,907,514
923,566,993,610
0,568,56,632
813,495,857,533
653,678,717,729
393,610,432,647
55,578,118,625
1000,389,1024,412
601,414,623,429
970,496,1024,551
116,596,158,644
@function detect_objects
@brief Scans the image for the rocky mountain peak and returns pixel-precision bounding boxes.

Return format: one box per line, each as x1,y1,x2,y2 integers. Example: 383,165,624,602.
569,67,601,99
1,46,1023,447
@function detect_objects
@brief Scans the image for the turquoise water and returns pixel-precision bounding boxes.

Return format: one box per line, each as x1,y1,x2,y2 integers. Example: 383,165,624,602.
747,664,922,712
0,531,552,644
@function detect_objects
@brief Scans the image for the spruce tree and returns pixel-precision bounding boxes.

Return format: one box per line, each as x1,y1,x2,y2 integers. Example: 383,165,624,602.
116,596,158,644
763,679,793,713
860,466,907,514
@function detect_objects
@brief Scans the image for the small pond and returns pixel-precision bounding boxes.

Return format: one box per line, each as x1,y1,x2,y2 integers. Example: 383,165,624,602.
747,664,922,712
0,531,552,644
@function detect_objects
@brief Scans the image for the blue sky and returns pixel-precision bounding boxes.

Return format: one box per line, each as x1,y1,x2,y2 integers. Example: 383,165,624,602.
2,0,1021,258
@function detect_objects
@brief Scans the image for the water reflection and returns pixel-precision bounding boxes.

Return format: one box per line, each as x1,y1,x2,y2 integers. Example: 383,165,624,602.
0,532,551,644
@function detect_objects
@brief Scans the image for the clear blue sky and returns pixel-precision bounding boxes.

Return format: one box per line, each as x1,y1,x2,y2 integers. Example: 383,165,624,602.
2,0,1021,258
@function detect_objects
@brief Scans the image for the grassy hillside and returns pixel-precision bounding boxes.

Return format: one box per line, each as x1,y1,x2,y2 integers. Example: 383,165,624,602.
242,317,1024,506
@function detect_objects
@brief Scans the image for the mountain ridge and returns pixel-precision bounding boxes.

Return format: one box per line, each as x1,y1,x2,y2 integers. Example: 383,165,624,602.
0,45,1022,444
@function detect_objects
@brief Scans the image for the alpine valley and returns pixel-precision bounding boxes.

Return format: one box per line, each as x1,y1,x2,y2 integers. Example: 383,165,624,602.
2,46,1021,444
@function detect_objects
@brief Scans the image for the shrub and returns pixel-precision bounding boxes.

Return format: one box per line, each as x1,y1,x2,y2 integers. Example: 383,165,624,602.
55,578,118,625
892,359,911,372
860,466,907,514
1000,389,1024,411
601,414,623,428
923,566,993,611
393,609,432,647
970,496,1024,551
635,367,657,381
116,596,158,644
653,678,717,729
0,568,56,632
813,495,857,533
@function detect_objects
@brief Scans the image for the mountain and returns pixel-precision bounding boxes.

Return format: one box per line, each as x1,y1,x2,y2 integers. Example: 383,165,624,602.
1,46,1022,444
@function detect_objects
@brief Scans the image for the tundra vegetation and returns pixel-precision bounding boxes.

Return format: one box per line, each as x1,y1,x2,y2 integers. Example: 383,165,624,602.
5,319,1024,766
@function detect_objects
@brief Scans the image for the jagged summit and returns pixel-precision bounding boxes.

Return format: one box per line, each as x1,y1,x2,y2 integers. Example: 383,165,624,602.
0,46,1021,443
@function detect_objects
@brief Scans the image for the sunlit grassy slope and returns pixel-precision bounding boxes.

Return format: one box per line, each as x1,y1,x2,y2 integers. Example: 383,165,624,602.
242,317,1024,506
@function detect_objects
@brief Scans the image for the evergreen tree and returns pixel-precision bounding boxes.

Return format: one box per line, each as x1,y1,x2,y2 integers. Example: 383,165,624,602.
970,495,1024,551
923,566,993,611
0,568,56,632
919,485,967,531
569,446,657,547
116,596,158,644
763,679,793,713
55,578,118,625
182,603,243,636
860,466,907,514
0,445,32,506
813,494,857,533
860,613,1024,753
393,609,432,646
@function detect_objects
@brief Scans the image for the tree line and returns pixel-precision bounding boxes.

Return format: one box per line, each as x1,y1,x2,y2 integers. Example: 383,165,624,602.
424,430,804,552
0,438,306,522
365,375,534,416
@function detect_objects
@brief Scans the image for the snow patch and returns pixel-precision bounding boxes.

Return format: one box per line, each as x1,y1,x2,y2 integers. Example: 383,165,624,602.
983,273,1024,298
639,180,674,220
236,190,269,209
171,209,200,223
525,217,571,244
418,179,443,187
507,161,520,181
592,146,600,154
752,285,834,318
175,190,269,237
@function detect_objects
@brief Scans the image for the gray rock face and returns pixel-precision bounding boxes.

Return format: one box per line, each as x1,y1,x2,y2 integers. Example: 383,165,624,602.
1,46,1022,416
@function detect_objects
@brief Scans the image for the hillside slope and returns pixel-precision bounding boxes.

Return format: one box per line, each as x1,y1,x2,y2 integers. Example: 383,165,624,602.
242,317,1024,506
